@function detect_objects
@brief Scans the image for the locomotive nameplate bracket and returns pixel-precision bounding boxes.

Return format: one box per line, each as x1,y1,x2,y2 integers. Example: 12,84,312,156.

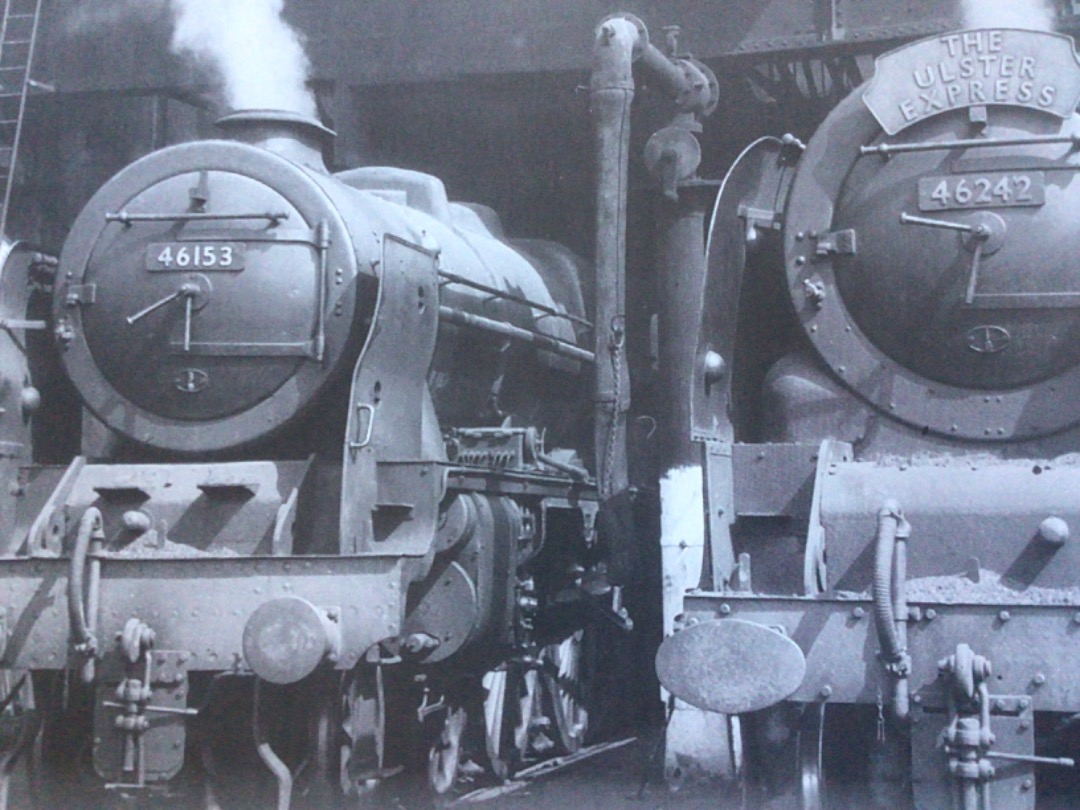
864,29,1080,135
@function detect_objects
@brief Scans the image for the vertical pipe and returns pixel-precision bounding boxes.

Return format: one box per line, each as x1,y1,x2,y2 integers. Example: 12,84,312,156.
657,190,710,635
590,16,640,500
657,192,709,472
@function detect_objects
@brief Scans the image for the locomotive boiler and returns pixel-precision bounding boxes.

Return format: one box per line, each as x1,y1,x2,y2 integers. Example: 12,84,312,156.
656,25,1080,810
0,108,621,807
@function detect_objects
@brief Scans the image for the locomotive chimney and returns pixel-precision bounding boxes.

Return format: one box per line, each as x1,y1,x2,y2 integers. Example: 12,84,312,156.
215,109,335,172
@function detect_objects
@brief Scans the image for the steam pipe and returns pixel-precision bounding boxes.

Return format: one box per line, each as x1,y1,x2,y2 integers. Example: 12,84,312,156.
590,14,640,499
872,500,911,721
591,14,717,500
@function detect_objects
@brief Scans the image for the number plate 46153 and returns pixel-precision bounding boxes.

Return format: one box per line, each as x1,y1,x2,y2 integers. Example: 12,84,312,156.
918,171,1045,212
146,242,245,271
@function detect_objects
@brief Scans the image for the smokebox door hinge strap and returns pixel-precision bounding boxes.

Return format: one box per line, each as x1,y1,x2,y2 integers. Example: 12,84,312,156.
813,229,856,256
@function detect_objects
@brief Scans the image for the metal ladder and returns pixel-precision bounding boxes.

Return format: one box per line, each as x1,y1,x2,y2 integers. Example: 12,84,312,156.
0,0,44,238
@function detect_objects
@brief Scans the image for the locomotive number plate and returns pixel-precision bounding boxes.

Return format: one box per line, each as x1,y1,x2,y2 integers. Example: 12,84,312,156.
146,242,245,271
918,172,1044,212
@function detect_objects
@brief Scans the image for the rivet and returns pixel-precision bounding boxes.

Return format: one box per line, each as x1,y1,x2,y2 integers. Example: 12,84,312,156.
925,609,937,621
795,256,806,266
912,694,922,705
1022,778,1033,791
819,685,832,700
998,610,1010,623
1033,672,1046,686
851,606,865,620
1019,697,1031,709
719,603,732,616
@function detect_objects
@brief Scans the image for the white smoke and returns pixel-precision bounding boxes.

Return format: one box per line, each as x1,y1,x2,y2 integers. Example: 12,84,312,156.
171,0,316,116
961,0,1056,31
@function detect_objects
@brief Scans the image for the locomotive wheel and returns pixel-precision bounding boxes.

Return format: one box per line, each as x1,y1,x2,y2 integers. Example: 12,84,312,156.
427,704,467,794
540,632,588,754
0,672,37,810
482,664,537,781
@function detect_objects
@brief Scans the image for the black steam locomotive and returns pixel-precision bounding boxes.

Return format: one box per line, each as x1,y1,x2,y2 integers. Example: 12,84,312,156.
657,25,1080,810
0,107,624,806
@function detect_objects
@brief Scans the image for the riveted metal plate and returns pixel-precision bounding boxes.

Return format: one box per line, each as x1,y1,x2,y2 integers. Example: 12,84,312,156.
0,555,409,672
732,442,818,517
819,457,1080,592
682,594,1080,712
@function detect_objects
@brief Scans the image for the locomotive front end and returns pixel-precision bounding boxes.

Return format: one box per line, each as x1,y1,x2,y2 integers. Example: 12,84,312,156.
56,110,375,453
0,102,609,805
659,27,1080,809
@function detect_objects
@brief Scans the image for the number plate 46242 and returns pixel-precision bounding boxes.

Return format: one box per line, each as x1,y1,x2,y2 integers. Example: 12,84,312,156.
918,172,1045,212
146,242,245,271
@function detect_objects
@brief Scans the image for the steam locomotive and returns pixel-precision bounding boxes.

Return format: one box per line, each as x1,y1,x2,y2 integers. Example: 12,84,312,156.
656,25,1080,810
0,108,625,806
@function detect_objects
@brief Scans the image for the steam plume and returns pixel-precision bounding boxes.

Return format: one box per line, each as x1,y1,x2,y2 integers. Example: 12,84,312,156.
171,0,316,116
961,0,1056,32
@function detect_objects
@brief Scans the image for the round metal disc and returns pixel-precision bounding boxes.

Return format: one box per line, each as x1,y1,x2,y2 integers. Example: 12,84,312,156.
242,596,329,684
656,619,806,714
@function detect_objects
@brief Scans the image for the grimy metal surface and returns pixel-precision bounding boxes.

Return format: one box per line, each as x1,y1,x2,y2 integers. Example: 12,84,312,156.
682,594,1080,712
0,556,407,671
819,457,1080,592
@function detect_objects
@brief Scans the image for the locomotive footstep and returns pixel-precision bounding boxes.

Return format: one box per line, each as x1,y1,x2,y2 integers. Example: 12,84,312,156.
655,619,806,714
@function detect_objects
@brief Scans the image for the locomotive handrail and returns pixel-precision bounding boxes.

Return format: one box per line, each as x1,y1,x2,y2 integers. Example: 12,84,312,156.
861,133,1080,157
105,211,290,225
437,269,593,330
438,305,594,363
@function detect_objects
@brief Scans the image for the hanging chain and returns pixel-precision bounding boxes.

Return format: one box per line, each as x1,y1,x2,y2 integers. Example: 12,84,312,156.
876,689,886,744
602,319,625,500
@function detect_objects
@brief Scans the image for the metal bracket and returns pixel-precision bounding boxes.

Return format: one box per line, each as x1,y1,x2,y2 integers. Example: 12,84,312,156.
64,283,96,307
814,229,857,256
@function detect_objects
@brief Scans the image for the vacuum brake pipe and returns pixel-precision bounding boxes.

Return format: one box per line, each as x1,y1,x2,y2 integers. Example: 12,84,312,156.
873,500,912,721
69,506,104,684
589,13,715,499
